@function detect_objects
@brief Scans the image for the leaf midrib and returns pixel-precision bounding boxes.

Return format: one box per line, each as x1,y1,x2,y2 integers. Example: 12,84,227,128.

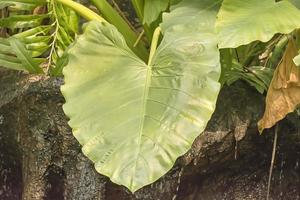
131,62,152,187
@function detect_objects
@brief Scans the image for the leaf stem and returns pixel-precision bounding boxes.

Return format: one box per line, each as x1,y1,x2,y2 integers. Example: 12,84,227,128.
111,0,136,32
134,30,144,47
130,0,152,41
90,0,148,61
55,0,105,22
131,0,143,22
148,27,161,65
56,0,148,61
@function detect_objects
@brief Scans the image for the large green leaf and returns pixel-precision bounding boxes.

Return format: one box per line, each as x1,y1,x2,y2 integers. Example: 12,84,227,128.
216,0,300,48
62,0,221,192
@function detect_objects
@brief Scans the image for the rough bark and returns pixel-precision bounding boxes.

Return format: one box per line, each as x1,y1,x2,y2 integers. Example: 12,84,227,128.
0,69,299,200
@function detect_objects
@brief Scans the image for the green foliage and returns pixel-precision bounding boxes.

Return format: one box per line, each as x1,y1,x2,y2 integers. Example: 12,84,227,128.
216,0,300,48
47,0,79,75
131,0,180,42
62,0,221,192
0,0,47,72
8,37,43,73
221,61,273,93
0,13,49,29
0,0,46,10
143,0,169,25
0,37,42,72
219,41,276,93
0,0,78,74
142,0,182,26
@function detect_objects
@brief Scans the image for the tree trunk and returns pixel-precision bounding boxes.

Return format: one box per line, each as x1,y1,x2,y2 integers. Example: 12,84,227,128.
0,69,299,200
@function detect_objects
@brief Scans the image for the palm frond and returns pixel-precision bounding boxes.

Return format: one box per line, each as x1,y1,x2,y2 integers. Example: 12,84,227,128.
0,0,79,75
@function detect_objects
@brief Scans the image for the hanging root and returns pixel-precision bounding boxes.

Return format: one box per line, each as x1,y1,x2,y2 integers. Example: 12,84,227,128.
266,124,279,200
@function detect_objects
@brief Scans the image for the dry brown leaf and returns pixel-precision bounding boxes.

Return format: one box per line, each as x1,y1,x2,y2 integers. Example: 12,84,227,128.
258,40,300,133
33,6,47,15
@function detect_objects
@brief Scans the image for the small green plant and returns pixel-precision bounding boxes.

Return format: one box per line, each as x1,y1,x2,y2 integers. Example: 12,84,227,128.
0,0,299,192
